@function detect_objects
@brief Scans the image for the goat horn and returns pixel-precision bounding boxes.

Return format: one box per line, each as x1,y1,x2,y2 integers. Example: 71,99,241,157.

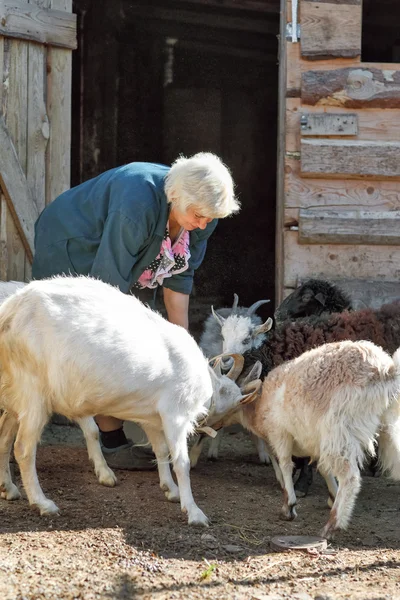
247,299,270,316
224,353,244,381
231,293,239,314
240,379,262,405
212,356,223,377
211,305,224,326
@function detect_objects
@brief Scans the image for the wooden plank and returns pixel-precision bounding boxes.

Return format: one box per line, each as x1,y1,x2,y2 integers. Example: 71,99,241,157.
0,116,39,258
2,36,28,277
27,0,50,215
286,44,358,97
301,139,400,178
0,198,8,280
300,1,362,59
283,229,400,288
0,0,77,49
302,67,400,108
298,209,400,245
287,99,400,151
177,0,280,13
276,0,287,305
124,4,278,35
284,154,400,219
300,112,358,136
46,0,72,204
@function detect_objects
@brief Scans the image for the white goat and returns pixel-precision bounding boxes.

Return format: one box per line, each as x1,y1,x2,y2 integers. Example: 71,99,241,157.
204,340,400,539
0,276,261,526
197,294,272,464
0,280,26,302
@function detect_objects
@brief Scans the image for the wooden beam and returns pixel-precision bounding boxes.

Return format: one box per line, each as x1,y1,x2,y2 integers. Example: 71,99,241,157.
0,117,39,260
0,0,77,49
124,4,278,35
300,1,362,59
299,209,400,245
176,0,280,12
275,0,286,306
302,67,400,108
301,139,400,178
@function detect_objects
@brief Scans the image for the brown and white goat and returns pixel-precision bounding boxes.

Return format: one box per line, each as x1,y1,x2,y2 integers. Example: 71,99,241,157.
205,340,400,539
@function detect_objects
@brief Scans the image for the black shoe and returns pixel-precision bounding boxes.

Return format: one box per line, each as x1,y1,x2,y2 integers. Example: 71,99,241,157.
101,440,157,471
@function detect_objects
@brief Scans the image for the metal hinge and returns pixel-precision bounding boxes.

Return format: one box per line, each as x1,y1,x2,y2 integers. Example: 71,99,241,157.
286,0,300,43
286,23,301,41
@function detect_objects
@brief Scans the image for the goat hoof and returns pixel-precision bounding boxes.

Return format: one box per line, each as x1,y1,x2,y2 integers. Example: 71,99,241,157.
1,484,21,501
280,506,297,521
187,508,209,527
98,469,117,487
165,489,180,503
39,500,60,516
207,455,218,462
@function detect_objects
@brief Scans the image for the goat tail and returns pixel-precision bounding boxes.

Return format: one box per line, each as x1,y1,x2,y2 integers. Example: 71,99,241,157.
378,347,400,480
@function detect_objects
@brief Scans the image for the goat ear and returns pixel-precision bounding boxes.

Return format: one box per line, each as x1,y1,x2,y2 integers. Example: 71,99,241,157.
240,379,262,405
253,317,273,336
240,361,262,386
211,305,225,326
314,292,326,306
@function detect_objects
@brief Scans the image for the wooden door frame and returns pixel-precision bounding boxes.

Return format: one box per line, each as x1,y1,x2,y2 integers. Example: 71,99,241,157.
275,0,287,306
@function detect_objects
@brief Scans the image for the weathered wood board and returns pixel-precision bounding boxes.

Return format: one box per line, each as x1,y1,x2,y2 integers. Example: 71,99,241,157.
284,230,400,288
0,0,77,49
298,209,400,245
301,139,400,178
302,67,400,108
287,99,400,150
300,0,362,59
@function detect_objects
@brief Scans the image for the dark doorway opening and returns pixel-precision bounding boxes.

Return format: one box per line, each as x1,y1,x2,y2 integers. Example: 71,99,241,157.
71,0,280,322
362,0,400,62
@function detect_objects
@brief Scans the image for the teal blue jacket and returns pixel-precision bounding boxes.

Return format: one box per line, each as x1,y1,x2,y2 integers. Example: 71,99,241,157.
32,162,218,294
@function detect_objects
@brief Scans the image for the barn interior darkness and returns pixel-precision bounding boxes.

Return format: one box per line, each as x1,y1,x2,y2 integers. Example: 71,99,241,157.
362,0,400,62
70,0,280,323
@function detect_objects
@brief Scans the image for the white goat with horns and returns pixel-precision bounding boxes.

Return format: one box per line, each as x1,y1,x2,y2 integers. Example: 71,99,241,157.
0,276,261,526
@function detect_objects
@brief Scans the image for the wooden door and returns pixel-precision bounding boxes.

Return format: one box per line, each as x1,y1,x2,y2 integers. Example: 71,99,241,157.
0,0,76,281
278,0,400,308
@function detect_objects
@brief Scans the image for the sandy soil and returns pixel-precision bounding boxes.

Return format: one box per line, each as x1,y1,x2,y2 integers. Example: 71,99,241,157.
1,431,400,600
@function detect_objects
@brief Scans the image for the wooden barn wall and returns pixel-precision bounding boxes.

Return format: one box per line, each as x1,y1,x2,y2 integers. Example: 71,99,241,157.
281,0,400,308
0,0,73,282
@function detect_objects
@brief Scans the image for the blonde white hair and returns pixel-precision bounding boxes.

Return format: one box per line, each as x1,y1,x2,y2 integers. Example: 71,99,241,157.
164,152,240,219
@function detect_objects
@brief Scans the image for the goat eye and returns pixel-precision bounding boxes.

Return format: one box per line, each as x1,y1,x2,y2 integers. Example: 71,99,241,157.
243,337,251,344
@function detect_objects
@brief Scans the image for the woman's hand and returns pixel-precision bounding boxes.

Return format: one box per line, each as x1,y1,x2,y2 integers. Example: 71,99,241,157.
163,288,189,330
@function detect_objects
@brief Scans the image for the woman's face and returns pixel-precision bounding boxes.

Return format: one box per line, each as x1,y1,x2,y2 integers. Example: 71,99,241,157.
171,205,213,231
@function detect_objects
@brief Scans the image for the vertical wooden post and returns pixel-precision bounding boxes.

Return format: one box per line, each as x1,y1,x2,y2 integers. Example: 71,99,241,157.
275,0,287,306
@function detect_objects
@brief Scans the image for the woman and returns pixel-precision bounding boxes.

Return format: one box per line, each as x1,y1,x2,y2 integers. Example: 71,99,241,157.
32,152,240,470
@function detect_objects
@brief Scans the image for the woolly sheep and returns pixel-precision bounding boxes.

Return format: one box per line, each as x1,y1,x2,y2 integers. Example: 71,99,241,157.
274,278,353,325
0,276,261,525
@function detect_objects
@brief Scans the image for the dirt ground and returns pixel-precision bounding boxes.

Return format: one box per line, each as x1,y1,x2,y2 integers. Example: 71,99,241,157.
1,430,400,600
